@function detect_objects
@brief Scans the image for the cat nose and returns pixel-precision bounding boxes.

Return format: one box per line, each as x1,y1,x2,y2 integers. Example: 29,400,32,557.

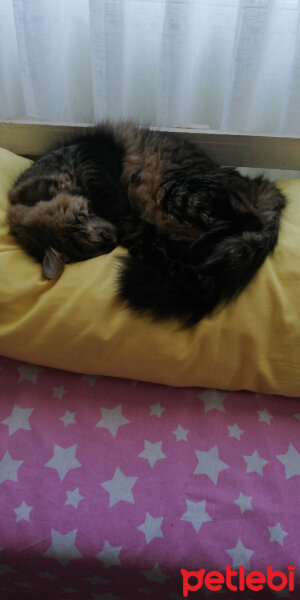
102,231,118,245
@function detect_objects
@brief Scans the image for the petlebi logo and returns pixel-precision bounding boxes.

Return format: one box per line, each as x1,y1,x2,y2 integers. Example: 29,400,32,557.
181,564,295,595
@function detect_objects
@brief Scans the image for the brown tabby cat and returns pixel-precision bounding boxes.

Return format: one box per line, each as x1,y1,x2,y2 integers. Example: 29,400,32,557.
8,122,286,324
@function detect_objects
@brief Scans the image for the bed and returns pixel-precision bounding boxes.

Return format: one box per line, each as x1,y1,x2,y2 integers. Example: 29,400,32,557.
0,355,299,600
0,126,299,599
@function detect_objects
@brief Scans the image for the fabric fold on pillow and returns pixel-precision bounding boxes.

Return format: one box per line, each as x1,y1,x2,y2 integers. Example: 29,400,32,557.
0,148,299,396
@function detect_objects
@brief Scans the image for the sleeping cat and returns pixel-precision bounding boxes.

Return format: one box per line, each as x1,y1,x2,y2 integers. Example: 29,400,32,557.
8,122,286,324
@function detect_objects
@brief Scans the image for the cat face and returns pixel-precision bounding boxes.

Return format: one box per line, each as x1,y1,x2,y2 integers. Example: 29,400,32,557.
41,194,118,278
8,193,118,279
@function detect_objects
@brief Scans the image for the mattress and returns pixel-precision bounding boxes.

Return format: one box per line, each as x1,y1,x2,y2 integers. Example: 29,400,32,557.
0,356,299,599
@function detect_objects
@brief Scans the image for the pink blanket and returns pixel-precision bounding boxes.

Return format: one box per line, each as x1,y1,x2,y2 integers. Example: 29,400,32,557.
0,356,299,599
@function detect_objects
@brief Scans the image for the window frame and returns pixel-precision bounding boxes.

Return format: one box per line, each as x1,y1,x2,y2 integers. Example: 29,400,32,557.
1,119,300,169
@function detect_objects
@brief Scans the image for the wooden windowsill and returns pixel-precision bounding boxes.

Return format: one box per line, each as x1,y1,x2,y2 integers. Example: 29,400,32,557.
0,119,300,170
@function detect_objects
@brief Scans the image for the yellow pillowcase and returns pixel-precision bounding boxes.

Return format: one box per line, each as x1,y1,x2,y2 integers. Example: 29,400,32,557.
0,147,299,396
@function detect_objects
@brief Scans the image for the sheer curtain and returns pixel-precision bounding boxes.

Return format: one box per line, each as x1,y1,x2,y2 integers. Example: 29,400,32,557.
0,0,300,135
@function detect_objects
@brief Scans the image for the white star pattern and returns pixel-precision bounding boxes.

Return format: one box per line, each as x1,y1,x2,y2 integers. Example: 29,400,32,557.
13,500,33,522
257,409,274,424
17,364,43,383
194,446,229,484
137,513,164,544
0,356,299,596
273,589,292,598
243,450,268,476
172,425,189,441
82,374,99,386
142,563,169,583
60,411,76,427
96,540,122,568
96,405,129,437
92,594,120,600
101,468,138,507
86,576,110,585
1,405,33,436
52,386,66,399
45,444,81,481
276,444,300,478
226,539,254,570
227,423,244,440
234,493,253,514
0,565,13,575
65,488,84,509
15,582,32,589
197,389,227,413
268,523,288,546
43,529,82,566
181,499,212,532
149,402,165,418
0,451,23,484
139,440,166,468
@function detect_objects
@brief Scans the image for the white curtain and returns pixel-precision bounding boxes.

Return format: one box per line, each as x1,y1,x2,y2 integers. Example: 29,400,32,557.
1,0,300,135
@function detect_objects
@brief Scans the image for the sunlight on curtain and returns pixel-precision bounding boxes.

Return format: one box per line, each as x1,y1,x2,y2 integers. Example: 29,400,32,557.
0,0,300,135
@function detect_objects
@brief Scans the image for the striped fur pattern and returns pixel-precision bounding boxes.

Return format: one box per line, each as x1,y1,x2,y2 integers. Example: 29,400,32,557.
8,122,286,324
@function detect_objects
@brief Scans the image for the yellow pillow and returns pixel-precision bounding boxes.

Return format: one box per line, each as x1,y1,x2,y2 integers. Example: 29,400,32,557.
0,147,299,396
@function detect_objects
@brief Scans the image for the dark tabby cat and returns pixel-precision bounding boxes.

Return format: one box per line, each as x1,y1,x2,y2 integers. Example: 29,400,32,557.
8,122,286,324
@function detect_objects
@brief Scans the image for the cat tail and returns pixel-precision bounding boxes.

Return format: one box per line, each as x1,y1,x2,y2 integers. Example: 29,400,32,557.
118,256,213,327
118,221,281,328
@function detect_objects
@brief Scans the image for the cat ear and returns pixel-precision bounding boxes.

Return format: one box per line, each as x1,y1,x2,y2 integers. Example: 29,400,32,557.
43,247,65,279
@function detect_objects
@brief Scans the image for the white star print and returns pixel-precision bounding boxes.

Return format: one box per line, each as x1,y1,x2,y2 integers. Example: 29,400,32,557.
293,413,300,421
14,500,33,522
228,423,244,440
149,402,165,418
91,594,120,600
15,582,32,589
194,446,229,484
0,451,23,484
197,389,227,413
86,576,110,585
60,411,76,427
276,444,300,478
96,405,129,437
96,540,122,568
142,563,169,583
227,539,254,570
244,450,268,476
0,565,13,574
268,523,288,546
44,529,82,566
65,488,84,509
101,467,138,507
45,444,81,481
181,499,212,532
234,493,253,514
38,572,56,579
257,409,273,424
273,589,291,598
17,364,43,383
139,441,166,468
52,386,66,399
82,374,99,386
172,425,188,441
1,405,33,436
137,513,164,544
